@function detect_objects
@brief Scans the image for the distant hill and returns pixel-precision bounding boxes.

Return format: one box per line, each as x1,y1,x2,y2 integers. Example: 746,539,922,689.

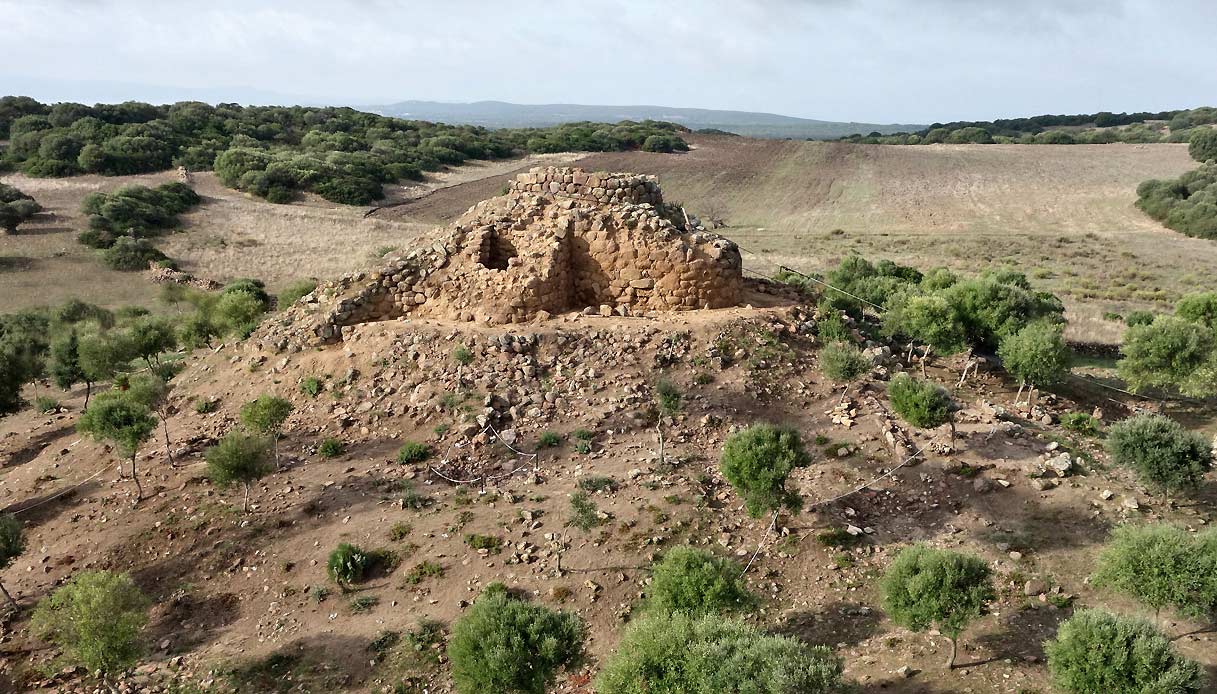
370,100,922,140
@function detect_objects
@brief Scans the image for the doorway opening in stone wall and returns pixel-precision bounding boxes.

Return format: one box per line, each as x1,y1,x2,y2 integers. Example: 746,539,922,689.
476,228,519,271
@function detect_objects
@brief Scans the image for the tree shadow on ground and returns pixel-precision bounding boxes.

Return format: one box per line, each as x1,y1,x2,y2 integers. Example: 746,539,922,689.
1,422,76,470
774,600,884,649
973,603,1073,666
858,681,963,694
0,256,38,272
220,634,376,693
147,591,241,654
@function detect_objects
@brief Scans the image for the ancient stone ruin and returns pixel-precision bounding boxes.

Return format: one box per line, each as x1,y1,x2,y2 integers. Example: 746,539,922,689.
268,167,744,347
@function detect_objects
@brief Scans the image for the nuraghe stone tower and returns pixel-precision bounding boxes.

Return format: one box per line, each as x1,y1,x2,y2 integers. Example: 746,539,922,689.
260,167,744,350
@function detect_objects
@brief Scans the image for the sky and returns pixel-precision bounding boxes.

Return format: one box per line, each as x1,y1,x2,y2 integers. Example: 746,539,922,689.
2,0,1215,123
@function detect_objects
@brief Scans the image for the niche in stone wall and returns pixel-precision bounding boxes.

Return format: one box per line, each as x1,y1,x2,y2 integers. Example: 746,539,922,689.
476,228,519,271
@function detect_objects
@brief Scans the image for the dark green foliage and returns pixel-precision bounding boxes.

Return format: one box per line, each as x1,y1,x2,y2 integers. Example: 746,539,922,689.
577,475,618,493
1189,128,1217,162
538,431,561,448
300,376,323,397
124,315,177,368
887,374,954,429
403,560,445,585
77,391,156,458
50,330,84,391
222,278,273,312
79,182,199,248
447,586,584,694
396,441,433,465
1118,314,1216,396
996,320,1071,386
880,545,994,668
1105,414,1213,495
240,395,293,437
452,345,474,365
100,237,173,271
1175,291,1217,328
0,182,41,232
641,134,689,153
645,546,755,616
206,431,274,512
327,543,371,586
595,612,844,694
0,514,25,604
1125,310,1156,327
1045,609,1203,693
30,570,150,674
1136,163,1217,240
720,423,812,517
464,534,502,552
1092,524,1217,621
318,437,345,458
654,379,682,415
819,341,870,382
1060,412,1102,436
0,310,50,414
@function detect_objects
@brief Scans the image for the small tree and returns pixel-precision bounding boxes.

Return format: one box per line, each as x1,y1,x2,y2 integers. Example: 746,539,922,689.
1093,524,1217,625
1105,414,1213,498
720,424,812,518
880,544,995,669
77,391,156,502
819,341,871,396
126,374,176,467
646,546,755,616
1045,609,1203,693
31,570,150,675
447,585,584,694
239,394,294,467
77,331,130,409
997,321,1070,403
1118,316,1216,398
0,514,25,607
124,316,177,370
205,430,273,512
887,373,956,440
50,330,84,393
596,613,843,694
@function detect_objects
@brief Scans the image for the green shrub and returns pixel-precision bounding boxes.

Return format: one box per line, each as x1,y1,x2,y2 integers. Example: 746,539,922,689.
880,545,994,669
1092,524,1217,621
396,441,433,465
31,570,150,673
577,475,618,493
538,431,561,448
0,514,25,605
1188,128,1217,163
277,279,317,307
1125,310,1156,327
452,345,474,365
887,374,954,430
1045,609,1203,693
464,534,502,553
595,612,843,694
205,430,274,512
100,237,173,271
327,543,371,587
300,376,323,397
996,320,1071,387
1060,412,1102,435
720,423,812,517
239,394,292,461
654,379,682,415
568,491,602,531
403,560,445,585
1118,315,1216,396
1105,414,1212,496
34,396,59,413
447,587,584,694
819,341,870,382
645,546,755,616
318,437,345,458
194,398,219,414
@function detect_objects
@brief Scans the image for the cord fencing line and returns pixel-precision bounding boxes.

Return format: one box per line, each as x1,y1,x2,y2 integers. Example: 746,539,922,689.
428,421,539,486
9,462,111,516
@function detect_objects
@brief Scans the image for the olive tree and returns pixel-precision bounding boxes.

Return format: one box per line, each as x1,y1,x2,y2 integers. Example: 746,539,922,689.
1045,609,1203,693
1093,524,1217,626
77,331,131,409
239,394,293,467
880,544,994,669
50,330,84,393
0,514,25,607
1118,316,1216,397
720,423,812,518
645,546,755,616
447,585,584,694
205,430,273,512
77,391,156,503
996,321,1070,403
887,374,956,440
126,374,176,467
31,570,150,675
1105,414,1213,498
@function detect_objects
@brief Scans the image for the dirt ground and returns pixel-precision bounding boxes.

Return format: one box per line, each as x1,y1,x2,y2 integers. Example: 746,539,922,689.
0,302,1214,692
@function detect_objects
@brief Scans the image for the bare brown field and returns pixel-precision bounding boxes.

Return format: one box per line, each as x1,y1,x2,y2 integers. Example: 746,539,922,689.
3,138,1208,344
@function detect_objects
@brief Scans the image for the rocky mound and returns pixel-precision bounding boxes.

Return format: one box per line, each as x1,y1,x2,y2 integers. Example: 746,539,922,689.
258,167,743,350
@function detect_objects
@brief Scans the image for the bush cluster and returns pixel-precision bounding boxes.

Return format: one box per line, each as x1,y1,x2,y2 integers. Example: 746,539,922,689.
595,612,844,694
720,423,812,517
887,374,954,429
31,570,150,674
1136,162,1217,240
1092,524,1217,620
0,97,689,206
645,546,755,616
1104,414,1213,496
1118,295,1217,397
1045,609,1204,693
0,182,41,233
447,585,584,694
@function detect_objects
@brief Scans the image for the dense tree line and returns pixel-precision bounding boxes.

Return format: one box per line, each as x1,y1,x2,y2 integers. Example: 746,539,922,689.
0,96,689,206
1136,132,1217,239
841,106,1216,145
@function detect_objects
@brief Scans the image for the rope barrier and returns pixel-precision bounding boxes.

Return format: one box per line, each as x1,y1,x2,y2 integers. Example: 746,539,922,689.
428,421,539,486
8,462,112,516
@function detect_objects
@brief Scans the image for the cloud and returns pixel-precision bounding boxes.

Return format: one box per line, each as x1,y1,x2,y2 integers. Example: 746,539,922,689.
0,0,1214,122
